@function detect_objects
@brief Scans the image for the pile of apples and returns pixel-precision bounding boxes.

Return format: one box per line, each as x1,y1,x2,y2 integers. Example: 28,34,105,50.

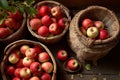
29,5,67,37
80,18,109,40
6,44,53,80
0,10,23,39
57,50,80,71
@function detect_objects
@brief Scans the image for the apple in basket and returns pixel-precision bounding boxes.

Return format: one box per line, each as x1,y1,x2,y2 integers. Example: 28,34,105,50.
41,15,52,26
8,52,20,64
82,18,93,29
20,67,31,79
94,21,104,29
37,25,49,37
29,18,41,31
87,27,99,38
14,68,21,77
0,27,12,38
23,57,34,67
99,29,109,40
30,62,43,76
25,48,37,59
41,62,53,73
12,77,21,80
49,23,60,35
20,45,30,55
40,73,51,80
38,52,50,62
29,76,40,80
51,6,62,17
58,18,67,29
6,66,15,76
38,5,51,16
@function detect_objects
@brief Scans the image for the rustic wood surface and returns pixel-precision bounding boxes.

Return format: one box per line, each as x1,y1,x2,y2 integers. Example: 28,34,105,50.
0,1,120,80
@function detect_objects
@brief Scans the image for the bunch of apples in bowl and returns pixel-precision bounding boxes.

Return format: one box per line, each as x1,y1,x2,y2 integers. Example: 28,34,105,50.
27,0,71,43
1,39,56,80
0,10,26,44
79,18,109,40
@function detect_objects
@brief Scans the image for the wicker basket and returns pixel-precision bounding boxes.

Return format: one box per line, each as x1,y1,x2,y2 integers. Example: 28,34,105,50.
27,0,71,44
67,6,120,64
1,39,56,80
0,13,26,44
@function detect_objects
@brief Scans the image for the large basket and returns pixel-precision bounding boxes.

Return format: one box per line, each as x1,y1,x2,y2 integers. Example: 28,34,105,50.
67,6,120,63
27,0,71,44
1,39,56,80
0,13,26,44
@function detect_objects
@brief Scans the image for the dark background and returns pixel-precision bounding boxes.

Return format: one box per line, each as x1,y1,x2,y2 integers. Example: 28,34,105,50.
1,0,120,80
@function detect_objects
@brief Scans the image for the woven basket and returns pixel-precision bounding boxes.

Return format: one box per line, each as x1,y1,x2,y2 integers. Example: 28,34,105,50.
0,13,26,44
67,6,120,63
27,0,71,44
1,39,56,80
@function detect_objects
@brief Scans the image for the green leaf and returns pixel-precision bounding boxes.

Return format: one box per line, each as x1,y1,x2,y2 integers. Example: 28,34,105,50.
25,0,35,6
0,0,9,10
18,6,24,13
26,7,37,17
9,6,17,13
85,64,91,70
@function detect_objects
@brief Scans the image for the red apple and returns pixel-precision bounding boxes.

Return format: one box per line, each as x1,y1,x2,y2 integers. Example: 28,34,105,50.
0,27,12,38
67,58,79,70
49,23,60,35
8,53,19,64
41,15,52,26
99,29,109,40
94,21,104,29
35,10,41,18
25,48,37,59
38,52,50,62
12,77,21,80
5,18,20,30
51,6,62,17
30,62,43,76
14,68,21,77
82,18,92,29
58,18,67,29
20,45,30,55
29,76,40,80
23,57,34,67
37,26,49,37
16,59,23,68
51,17,57,23
41,62,53,73
57,50,68,61
29,18,41,30
87,27,99,38
20,67,31,79
8,10,23,21
6,66,15,76
79,27,87,36
38,6,51,16
41,73,51,80
33,45,42,54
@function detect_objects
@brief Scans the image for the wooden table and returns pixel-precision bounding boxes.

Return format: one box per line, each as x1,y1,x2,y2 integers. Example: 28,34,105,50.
0,1,120,80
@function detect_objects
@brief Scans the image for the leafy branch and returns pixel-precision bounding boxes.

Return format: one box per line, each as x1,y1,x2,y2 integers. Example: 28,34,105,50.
0,0,37,22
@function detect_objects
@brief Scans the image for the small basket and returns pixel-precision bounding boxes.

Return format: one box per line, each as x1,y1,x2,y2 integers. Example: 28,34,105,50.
1,39,56,80
27,0,71,44
67,6,120,64
0,13,26,44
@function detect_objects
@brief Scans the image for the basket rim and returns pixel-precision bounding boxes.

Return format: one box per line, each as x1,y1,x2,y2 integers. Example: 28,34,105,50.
75,5,120,45
27,0,71,43
1,39,57,80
